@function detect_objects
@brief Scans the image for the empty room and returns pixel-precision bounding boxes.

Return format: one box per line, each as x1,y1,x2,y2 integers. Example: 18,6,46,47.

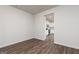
0,5,79,54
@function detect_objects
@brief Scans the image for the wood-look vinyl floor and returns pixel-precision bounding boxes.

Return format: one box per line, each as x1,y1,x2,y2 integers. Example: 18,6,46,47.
0,34,79,54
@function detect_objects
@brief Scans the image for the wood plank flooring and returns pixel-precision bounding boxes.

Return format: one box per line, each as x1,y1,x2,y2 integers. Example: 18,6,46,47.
0,34,79,54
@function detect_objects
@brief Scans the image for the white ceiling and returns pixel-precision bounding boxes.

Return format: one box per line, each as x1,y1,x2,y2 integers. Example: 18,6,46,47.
11,5,58,14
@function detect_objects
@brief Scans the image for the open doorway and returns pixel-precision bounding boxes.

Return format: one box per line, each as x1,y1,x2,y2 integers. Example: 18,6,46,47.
45,13,54,43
